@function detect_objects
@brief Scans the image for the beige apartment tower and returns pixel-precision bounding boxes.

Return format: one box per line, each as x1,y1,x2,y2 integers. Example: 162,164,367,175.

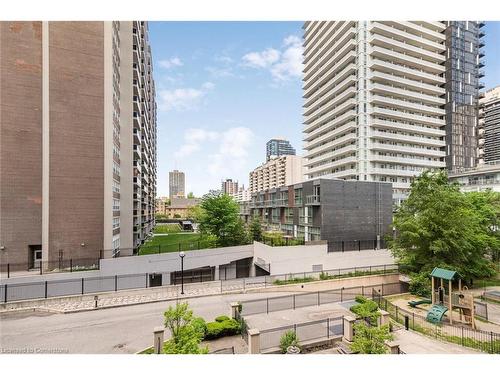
249,155,304,194
0,21,157,268
169,169,185,198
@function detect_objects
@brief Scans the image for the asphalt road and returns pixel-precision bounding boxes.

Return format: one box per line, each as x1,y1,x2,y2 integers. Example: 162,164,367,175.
0,291,288,354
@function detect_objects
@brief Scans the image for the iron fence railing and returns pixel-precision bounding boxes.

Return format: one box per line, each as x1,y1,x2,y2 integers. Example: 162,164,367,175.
0,263,399,304
259,316,344,352
372,290,500,354
239,281,407,317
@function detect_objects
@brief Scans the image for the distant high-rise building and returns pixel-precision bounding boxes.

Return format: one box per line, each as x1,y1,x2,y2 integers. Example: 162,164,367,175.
302,21,484,206
230,186,251,202
266,138,296,161
221,179,239,195
169,170,185,198
249,155,304,193
478,86,500,164
0,21,157,266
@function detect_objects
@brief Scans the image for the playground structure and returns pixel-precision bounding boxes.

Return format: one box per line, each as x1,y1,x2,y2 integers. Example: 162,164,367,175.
427,267,476,329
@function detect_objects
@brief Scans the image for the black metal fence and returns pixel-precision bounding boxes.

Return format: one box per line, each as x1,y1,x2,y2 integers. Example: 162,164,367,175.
0,258,101,278
372,290,500,354
239,282,407,316
0,238,391,278
327,239,387,252
259,316,344,352
137,239,221,255
1,263,400,304
261,237,305,247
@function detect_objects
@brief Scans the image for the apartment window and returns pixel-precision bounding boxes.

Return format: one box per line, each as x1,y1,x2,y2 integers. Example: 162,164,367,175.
112,235,120,250
113,217,120,230
294,188,303,205
113,199,120,211
112,180,120,194
113,161,120,176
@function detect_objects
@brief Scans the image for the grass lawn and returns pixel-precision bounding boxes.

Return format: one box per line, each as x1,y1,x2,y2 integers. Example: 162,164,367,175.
139,233,216,255
153,223,182,234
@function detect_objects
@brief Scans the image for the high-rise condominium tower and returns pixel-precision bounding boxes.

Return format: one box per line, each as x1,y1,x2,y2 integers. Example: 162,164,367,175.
478,86,500,164
221,179,239,195
266,138,296,161
302,21,484,205
444,21,485,171
169,170,185,198
0,21,157,267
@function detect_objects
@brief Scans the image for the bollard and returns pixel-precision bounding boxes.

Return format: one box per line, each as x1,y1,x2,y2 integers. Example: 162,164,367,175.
343,316,356,342
153,327,165,354
386,341,400,354
248,329,261,354
94,295,98,308
230,302,240,319
404,315,409,330
378,310,390,327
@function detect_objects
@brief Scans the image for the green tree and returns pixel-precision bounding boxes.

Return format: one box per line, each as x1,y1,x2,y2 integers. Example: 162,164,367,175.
187,192,195,199
249,216,263,242
163,302,208,354
350,323,393,354
198,190,249,247
350,296,380,326
388,170,498,281
186,205,203,221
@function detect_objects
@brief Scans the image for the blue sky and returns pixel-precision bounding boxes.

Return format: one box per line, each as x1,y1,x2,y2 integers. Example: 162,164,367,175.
150,21,500,197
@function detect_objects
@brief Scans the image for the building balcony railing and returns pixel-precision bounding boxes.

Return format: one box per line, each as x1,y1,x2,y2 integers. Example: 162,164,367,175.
276,198,288,207
305,195,321,205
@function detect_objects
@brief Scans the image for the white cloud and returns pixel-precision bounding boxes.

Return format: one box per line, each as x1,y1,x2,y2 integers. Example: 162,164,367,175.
241,35,303,82
158,82,215,112
207,127,255,177
242,48,281,68
174,127,254,179
174,128,218,158
158,57,183,69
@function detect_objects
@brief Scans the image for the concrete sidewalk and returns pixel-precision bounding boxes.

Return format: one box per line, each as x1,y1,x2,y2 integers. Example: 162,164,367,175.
393,329,481,354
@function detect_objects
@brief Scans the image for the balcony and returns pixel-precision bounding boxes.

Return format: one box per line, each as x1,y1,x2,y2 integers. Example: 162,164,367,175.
305,195,321,205
276,198,288,207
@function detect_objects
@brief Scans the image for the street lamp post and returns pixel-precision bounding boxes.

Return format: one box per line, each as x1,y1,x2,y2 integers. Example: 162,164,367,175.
179,251,185,295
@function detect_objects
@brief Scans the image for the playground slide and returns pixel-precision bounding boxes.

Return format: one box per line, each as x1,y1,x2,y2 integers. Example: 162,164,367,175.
408,299,432,308
426,304,448,324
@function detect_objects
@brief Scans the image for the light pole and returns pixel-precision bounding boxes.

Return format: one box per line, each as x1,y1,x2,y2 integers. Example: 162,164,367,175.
179,251,185,295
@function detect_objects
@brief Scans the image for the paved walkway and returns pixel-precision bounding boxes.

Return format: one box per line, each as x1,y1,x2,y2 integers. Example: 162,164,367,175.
393,329,481,354
1,279,269,314
0,291,287,354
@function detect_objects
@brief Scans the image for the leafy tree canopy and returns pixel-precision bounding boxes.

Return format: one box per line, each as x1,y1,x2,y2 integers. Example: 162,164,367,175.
198,190,249,247
388,170,499,281
249,216,263,242
163,302,208,354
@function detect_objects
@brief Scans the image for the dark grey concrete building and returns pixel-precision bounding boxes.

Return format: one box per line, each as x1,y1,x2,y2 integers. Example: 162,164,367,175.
247,179,393,252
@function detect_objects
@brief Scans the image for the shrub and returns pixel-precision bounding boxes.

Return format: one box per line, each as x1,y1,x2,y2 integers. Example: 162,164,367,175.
205,318,241,340
319,271,331,280
409,272,431,298
214,315,230,323
279,330,301,354
191,317,207,338
350,295,380,326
